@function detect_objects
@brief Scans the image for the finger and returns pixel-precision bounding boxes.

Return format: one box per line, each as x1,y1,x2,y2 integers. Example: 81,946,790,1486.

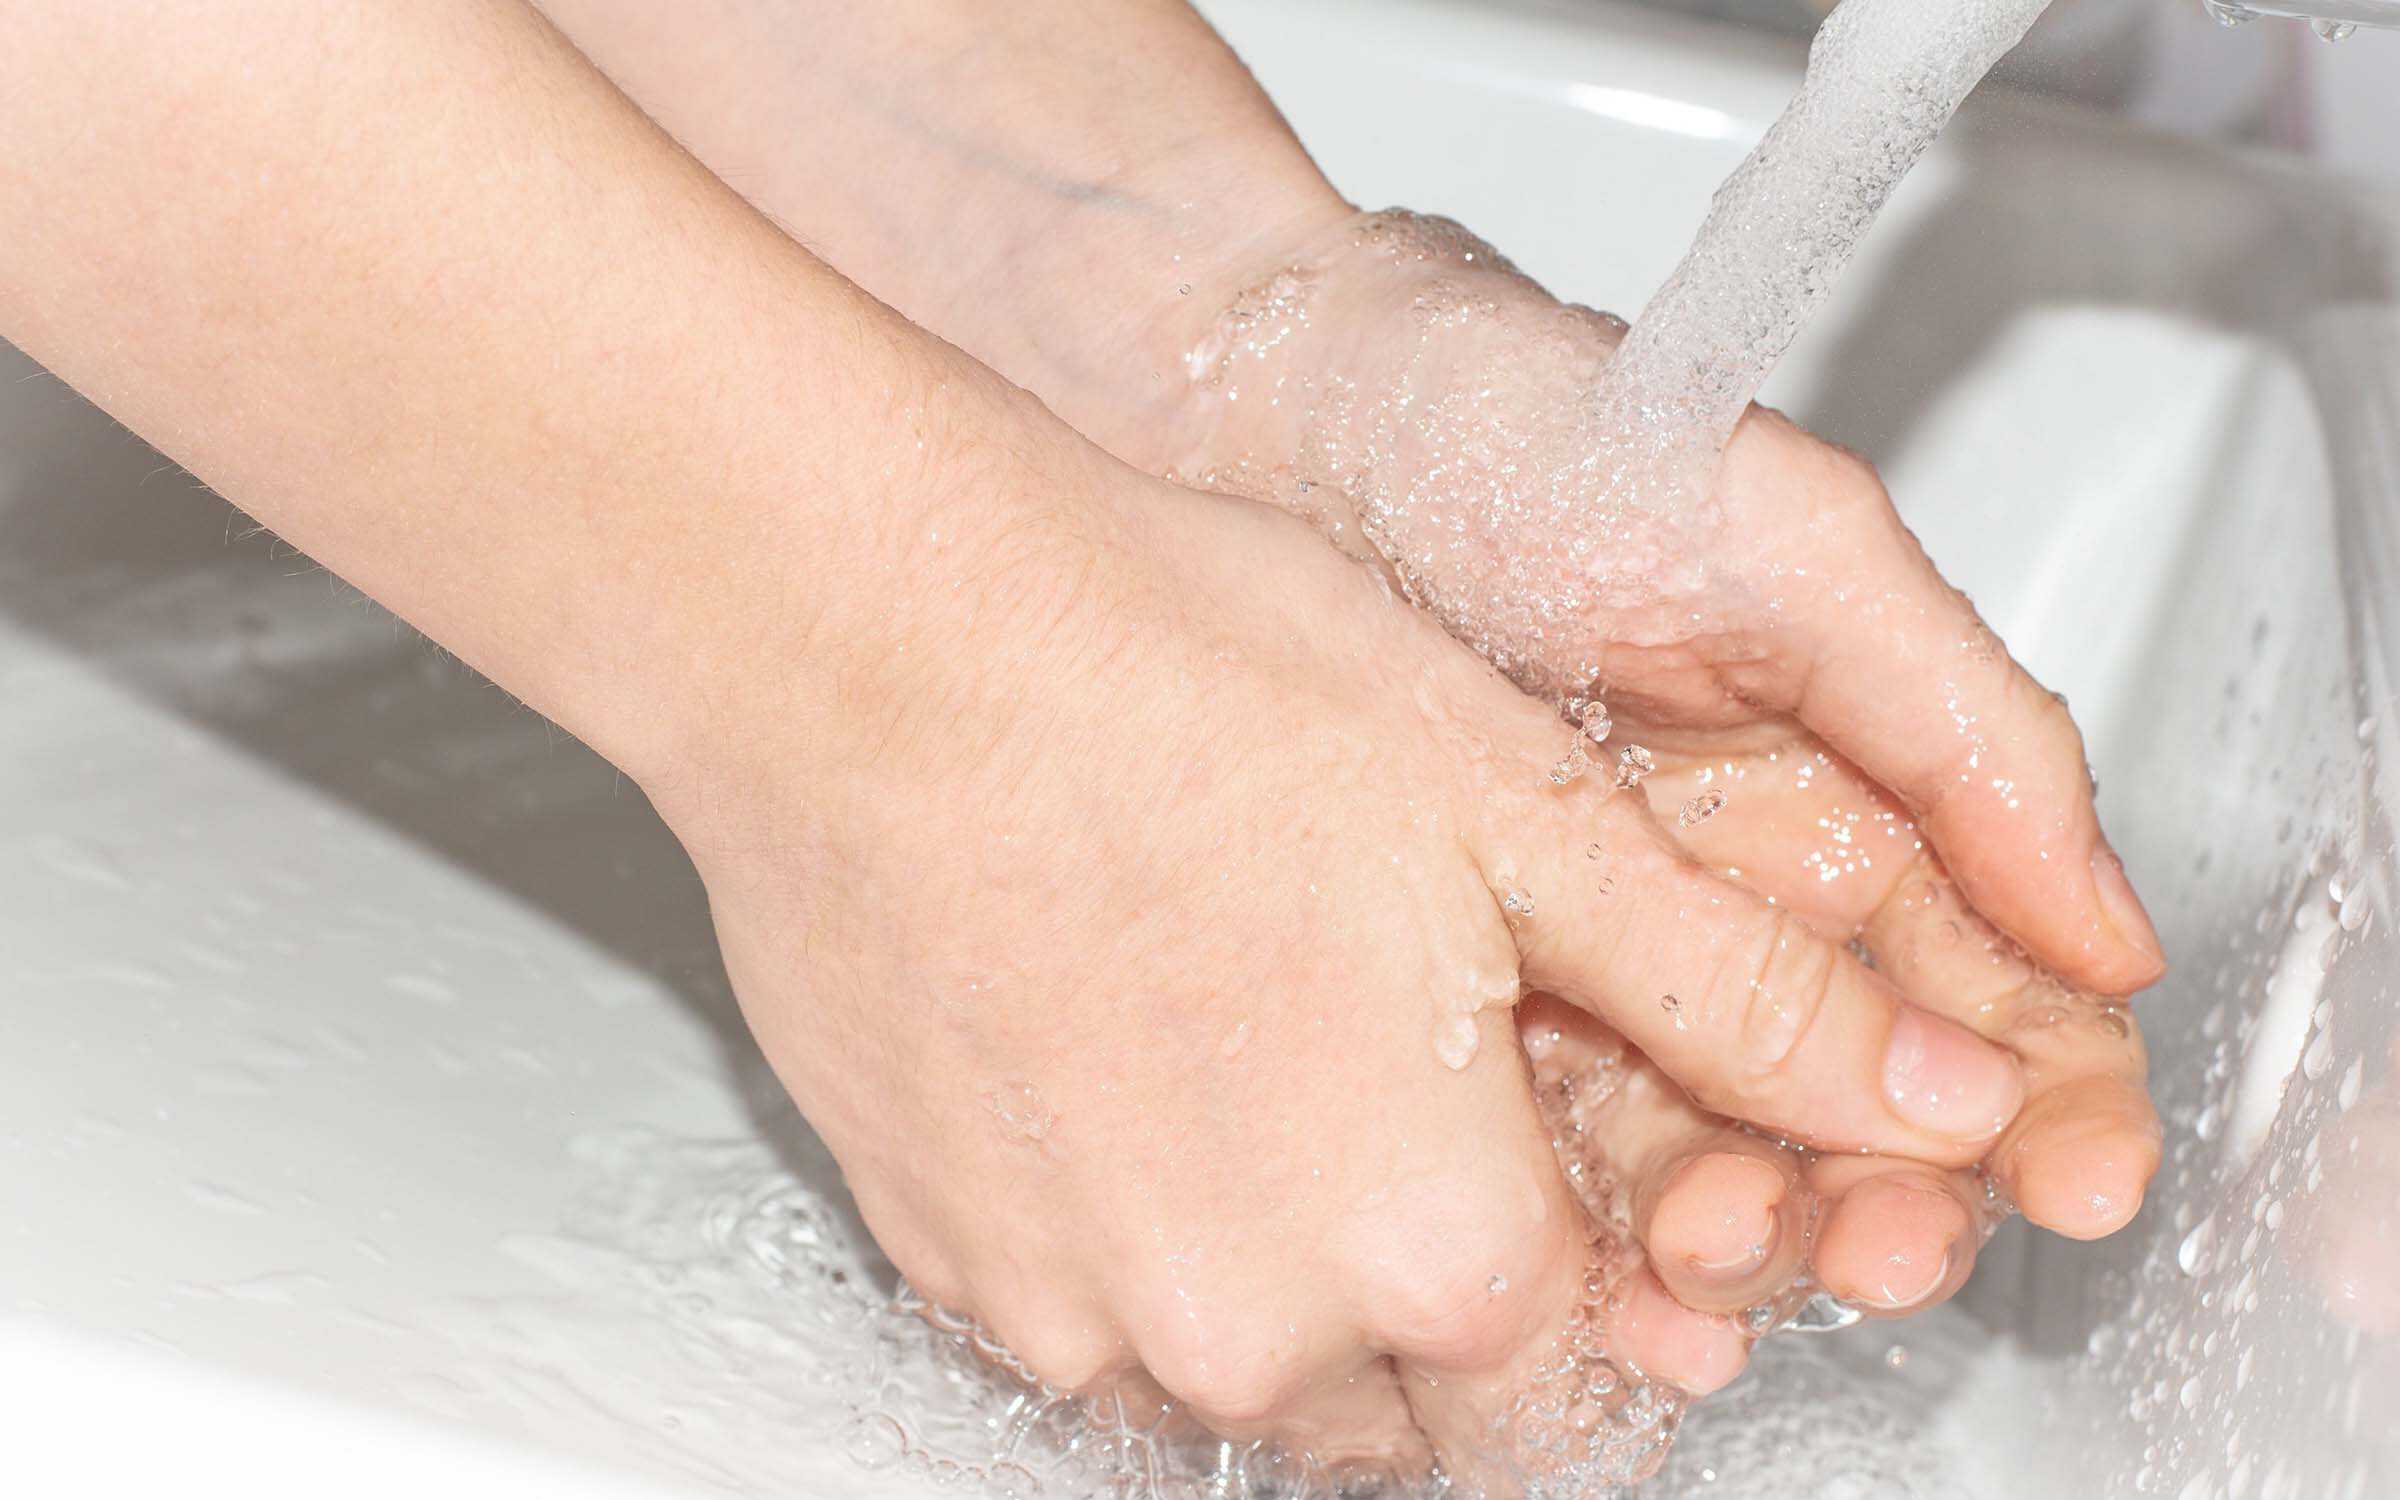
1650,744,2164,1240
1260,1361,1433,1475
1362,1011,1730,1491
1396,1244,1743,1494
1860,864,2161,1239
1126,1347,1429,1474
1711,412,2165,994
1520,993,1812,1316
1802,1154,1989,1316
1638,1132,1810,1316
1484,803,2023,1166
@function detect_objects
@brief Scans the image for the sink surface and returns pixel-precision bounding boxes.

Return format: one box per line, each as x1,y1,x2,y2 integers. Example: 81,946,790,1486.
3,1,2396,1494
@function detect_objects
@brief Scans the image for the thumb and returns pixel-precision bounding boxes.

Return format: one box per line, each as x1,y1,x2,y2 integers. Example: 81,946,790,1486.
1480,796,2024,1167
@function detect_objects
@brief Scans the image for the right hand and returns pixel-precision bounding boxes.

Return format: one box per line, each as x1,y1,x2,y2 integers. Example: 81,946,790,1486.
643,432,2031,1483
1158,209,2167,1270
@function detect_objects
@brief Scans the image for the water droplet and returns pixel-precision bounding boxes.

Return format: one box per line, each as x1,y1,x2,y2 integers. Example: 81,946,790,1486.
1503,887,1536,918
1780,1290,1864,1334
1678,789,1726,828
1884,1344,1909,1370
981,1082,1057,1146
2177,1218,2214,1277
1585,842,1604,861
2338,1056,2364,1109
2314,17,2357,39
1575,696,1614,746
1433,1014,1482,1071
2302,1027,2333,1081
1488,1275,1509,1295
1614,745,1656,789
1219,1020,1253,1059
1661,994,1688,1030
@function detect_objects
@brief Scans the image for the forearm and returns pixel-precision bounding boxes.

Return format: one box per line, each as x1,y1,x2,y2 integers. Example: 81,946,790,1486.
0,0,1063,796
535,0,1350,470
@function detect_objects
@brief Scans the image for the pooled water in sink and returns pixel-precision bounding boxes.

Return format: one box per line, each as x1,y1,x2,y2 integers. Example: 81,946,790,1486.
461,1128,2024,1498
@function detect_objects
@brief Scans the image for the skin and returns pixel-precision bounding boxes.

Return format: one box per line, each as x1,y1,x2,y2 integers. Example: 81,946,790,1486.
538,0,2167,1374
0,0,2049,1485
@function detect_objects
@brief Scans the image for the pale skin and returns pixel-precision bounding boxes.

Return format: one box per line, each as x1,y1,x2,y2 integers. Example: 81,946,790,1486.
541,0,2166,1358
0,0,2162,1488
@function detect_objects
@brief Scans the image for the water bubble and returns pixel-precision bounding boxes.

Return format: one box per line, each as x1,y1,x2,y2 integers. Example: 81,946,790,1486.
841,1413,909,1470
1678,789,1727,828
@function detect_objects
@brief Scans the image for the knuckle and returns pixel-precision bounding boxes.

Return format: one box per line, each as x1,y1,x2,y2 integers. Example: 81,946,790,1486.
2018,665,2092,765
1007,1323,1127,1395
1721,910,1839,1099
1370,1209,1566,1372
1138,1321,1298,1426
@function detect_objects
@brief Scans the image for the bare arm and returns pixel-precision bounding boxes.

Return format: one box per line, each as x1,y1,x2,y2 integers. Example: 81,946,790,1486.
533,0,1351,471
0,0,1056,791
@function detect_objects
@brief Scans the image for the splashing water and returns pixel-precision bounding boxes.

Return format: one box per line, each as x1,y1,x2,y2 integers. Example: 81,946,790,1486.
1599,0,2055,460
1179,0,2058,709
465,1125,1692,1499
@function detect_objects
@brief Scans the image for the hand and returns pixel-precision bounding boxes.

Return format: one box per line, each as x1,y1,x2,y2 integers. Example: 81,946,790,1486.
1153,209,2166,1294
649,436,2031,1482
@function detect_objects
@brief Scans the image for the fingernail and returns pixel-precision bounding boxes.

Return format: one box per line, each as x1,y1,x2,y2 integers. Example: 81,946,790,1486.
1669,1153,1784,1279
2091,846,2166,976
1882,1007,2024,1141
1866,1242,1954,1311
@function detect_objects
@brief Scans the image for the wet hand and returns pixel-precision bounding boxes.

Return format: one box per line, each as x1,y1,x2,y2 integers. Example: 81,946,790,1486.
651,439,2031,1480
1157,209,2166,1313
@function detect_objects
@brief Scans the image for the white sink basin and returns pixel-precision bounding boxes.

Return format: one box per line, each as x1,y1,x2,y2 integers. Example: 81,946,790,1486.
4,1,2395,1494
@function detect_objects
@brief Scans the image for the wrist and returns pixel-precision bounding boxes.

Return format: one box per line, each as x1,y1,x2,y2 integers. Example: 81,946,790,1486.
937,142,1355,478
625,380,1130,855
1160,207,1624,520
